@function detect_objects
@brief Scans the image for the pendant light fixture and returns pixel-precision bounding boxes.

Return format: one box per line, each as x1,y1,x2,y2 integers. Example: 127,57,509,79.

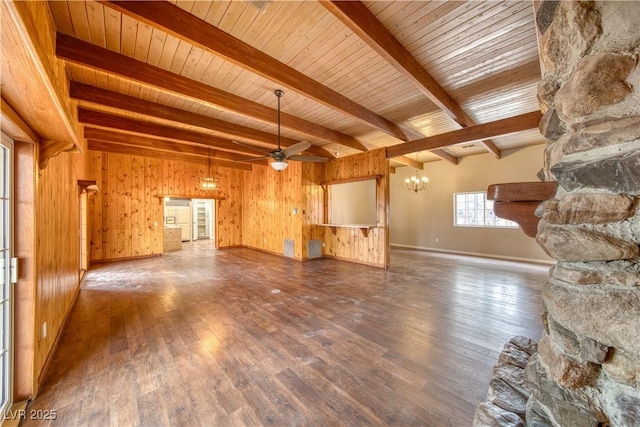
199,147,219,190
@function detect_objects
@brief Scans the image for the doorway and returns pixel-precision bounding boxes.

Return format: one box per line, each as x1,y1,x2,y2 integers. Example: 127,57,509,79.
192,199,214,241
163,198,215,243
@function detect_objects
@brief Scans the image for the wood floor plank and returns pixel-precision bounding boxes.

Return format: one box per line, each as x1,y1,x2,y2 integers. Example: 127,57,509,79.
22,241,547,426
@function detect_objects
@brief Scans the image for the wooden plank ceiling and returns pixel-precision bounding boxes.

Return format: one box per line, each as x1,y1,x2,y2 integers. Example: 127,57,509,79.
49,0,543,169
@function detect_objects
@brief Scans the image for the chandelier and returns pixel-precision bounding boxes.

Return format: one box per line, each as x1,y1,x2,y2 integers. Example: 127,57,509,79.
405,170,429,192
199,148,219,190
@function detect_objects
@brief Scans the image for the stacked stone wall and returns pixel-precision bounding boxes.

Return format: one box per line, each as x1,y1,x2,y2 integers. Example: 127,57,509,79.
475,2,640,425
531,1,639,425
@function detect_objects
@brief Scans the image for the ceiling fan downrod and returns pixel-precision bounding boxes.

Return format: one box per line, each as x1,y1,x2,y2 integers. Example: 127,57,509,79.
275,89,283,151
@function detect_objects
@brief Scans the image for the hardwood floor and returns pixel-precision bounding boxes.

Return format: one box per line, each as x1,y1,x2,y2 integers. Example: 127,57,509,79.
22,241,549,426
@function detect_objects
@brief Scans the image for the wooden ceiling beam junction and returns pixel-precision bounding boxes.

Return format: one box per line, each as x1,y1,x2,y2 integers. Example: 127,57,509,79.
56,33,364,152
386,111,542,159
98,0,411,142
321,0,502,159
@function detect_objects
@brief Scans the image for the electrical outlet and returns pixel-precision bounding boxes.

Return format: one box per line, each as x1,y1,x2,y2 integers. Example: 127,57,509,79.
263,238,267,244
435,238,440,243
42,322,47,339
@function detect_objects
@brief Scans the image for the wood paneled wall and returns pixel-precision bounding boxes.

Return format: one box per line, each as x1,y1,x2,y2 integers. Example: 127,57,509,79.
34,151,81,389
301,162,325,258
323,148,390,268
87,151,243,262
241,150,389,267
242,162,304,257
242,161,325,259
14,142,36,400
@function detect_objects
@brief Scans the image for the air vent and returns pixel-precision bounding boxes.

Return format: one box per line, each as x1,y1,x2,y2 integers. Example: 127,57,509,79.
284,239,294,258
461,144,476,149
308,240,322,259
243,0,271,13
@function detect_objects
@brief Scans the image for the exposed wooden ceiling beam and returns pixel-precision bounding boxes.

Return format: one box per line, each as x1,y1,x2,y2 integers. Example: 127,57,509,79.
98,0,410,142
70,82,328,155
77,109,330,158
431,149,460,165
386,111,542,159
88,140,253,171
71,83,461,167
321,0,502,159
393,156,423,170
56,33,364,152
84,127,267,165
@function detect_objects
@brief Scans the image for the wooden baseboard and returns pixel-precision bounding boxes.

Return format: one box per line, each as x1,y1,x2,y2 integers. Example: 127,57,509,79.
390,244,555,265
322,254,386,269
36,283,82,394
90,253,161,265
224,245,325,263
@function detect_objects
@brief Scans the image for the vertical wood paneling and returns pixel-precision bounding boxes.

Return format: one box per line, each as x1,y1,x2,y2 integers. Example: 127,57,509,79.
88,151,243,262
323,148,390,268
301,162,325,258
241,152,388,266
14,141,36,400
242,162,308,258
34,151,81,389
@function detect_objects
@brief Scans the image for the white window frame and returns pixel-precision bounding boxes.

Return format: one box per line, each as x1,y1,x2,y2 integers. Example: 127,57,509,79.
0,132,13,420
453,191,518,229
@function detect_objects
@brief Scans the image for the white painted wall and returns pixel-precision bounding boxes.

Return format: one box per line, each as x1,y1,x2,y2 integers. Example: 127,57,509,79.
390,144,553,263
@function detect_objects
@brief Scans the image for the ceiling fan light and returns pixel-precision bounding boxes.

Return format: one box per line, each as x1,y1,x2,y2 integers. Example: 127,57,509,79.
270,160,288,171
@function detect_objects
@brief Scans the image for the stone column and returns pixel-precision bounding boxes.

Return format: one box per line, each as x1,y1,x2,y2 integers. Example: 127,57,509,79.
528,1,640,425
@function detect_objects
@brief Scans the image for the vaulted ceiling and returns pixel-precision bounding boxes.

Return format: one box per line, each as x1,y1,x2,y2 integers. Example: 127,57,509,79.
9,1,546,170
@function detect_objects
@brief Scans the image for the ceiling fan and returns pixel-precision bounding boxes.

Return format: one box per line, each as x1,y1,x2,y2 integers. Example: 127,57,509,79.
235,89,328,171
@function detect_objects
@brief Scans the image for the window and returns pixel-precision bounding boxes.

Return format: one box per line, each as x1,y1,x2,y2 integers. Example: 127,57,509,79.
454,192,518,228
0,133,13,418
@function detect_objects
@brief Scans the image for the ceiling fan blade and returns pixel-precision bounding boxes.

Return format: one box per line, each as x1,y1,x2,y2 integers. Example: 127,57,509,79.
287,155,328,163
234,155,272,162
283,141,311,157
232,140,271,154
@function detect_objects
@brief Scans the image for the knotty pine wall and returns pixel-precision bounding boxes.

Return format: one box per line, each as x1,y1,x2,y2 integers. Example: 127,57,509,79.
87,151,243,262
243,162,301,257
242,161,324,259
34,151,82,390
242,149,389,267
323,148,390,268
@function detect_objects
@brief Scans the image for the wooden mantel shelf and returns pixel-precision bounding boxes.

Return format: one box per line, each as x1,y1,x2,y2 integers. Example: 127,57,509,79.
487,181,558,237
318,224,378,237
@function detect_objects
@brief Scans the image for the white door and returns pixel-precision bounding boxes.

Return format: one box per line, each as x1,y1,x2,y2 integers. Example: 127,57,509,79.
0,133,13,418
